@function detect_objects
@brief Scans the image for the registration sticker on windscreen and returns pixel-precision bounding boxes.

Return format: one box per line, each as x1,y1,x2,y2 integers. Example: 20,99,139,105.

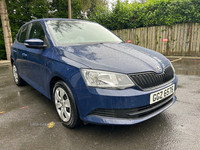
150,84,175,104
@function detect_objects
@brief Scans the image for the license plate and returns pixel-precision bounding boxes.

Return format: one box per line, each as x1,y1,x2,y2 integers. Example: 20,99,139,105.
150,84,175,104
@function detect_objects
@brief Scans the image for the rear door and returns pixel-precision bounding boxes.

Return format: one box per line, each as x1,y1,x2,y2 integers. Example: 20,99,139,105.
14,24,30,76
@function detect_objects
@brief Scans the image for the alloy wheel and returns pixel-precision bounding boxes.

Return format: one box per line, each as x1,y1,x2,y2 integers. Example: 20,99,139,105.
13,65,19,83
54,87,71,122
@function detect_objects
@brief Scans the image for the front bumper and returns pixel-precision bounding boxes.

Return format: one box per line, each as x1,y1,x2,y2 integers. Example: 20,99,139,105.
82,95,176,125
74,75,178,125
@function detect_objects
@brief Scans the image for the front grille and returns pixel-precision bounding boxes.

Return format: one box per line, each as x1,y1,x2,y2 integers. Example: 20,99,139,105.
129,65,174,90
90,95,174,119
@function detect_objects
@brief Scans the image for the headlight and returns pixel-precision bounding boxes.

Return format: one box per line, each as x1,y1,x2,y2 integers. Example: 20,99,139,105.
81,69,135,89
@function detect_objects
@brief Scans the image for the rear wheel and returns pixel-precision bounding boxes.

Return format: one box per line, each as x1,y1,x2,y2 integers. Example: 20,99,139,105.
53,81,80,128
12,62,25,86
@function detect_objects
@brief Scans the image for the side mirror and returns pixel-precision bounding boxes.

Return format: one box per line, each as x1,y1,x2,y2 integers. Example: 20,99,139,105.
24,39,47,49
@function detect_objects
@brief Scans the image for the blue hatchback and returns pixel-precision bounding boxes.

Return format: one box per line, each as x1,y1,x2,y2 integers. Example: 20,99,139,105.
11,18,178,128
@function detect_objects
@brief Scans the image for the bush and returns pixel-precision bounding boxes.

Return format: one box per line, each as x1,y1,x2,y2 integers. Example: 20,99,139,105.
0,50,6,60
89,0,200,30
0,24,6,60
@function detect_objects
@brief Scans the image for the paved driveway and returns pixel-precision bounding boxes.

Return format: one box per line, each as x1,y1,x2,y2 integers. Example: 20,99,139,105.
0,58,200,150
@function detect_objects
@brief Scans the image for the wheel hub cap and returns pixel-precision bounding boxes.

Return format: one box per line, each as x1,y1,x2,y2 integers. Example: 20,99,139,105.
55,87,71,122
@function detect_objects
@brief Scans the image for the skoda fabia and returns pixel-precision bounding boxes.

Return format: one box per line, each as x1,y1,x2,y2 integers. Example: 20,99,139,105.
11,18,178,128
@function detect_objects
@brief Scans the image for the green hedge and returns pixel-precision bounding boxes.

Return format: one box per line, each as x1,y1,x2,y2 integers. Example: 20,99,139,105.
89,0,200,30
0,23,6,60
0,50,6,60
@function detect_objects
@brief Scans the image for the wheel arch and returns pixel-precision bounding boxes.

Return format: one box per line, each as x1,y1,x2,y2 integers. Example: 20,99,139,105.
49,76,64,100
49,75,82,120
49,75,77,101
11,58,14,66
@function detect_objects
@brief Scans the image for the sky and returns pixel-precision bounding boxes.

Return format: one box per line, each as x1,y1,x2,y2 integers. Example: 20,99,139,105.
107,0,133,9
108,0,133,3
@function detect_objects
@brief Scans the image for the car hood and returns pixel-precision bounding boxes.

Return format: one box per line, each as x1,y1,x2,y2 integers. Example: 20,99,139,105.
55,43,171,74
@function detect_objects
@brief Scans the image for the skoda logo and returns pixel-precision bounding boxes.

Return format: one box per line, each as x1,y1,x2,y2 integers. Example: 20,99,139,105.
156,65,162,72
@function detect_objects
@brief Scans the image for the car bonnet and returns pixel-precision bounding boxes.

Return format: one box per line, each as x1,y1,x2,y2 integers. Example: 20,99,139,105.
55,43,171,74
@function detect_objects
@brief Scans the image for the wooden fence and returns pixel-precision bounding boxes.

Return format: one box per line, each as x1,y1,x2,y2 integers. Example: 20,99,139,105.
112,23,200,56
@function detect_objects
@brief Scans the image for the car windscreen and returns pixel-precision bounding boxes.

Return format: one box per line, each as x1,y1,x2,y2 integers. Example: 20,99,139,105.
46,20,123,46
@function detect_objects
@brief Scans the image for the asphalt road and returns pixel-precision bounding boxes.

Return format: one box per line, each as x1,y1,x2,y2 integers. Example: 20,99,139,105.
0,58,200,150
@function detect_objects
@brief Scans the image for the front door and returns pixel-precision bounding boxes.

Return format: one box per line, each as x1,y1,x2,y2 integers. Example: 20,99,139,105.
23,22,51,96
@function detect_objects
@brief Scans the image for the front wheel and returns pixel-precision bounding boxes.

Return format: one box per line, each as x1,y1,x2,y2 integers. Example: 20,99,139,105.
53,81,81,128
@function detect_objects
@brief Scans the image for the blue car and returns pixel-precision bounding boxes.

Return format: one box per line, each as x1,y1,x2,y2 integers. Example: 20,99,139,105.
11,18,178,128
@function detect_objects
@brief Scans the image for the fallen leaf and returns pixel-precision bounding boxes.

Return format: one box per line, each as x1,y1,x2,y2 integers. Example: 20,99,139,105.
48,121,55,128
20,106,28,109
0,111,5,113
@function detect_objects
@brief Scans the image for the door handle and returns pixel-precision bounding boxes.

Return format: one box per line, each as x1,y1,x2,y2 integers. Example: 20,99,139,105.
13,50,17,57
22,53,27,59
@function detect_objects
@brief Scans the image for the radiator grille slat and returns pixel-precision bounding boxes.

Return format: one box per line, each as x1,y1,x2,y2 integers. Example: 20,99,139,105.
130,65,174,90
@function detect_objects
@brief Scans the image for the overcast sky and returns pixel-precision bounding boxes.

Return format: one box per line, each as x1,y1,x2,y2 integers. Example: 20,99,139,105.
107,0,133,9
108,0,133,3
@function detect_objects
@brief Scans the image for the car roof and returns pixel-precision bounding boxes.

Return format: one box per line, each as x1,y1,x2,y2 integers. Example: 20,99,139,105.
25,18,92,25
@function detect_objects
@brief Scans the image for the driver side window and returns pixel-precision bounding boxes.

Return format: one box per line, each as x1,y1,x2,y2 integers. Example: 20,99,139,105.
29,23,45,41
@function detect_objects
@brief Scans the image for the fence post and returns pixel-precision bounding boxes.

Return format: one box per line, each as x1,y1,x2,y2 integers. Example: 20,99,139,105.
189,23,193,55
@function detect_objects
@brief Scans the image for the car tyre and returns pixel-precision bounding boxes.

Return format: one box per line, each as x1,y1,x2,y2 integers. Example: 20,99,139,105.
12,62,25,86
53,80,81,128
